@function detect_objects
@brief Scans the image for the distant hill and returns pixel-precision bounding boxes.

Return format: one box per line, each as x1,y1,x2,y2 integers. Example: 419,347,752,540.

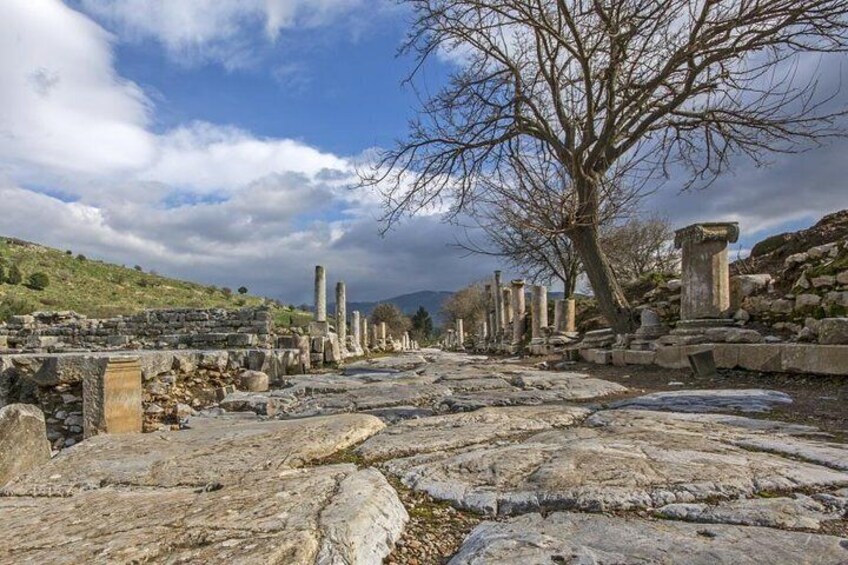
345,290,455,325
0,237,309,325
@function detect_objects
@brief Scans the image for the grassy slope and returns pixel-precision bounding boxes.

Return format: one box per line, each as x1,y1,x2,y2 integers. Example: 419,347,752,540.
0,237,312,326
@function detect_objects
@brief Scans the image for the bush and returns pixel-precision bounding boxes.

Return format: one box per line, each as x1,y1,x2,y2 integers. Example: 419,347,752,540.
0,297,37,322
0,264,5,284
134,265,143,272
27,272,50,290
238,286,248,295
76,254,86,261
6,264,22,285
65,250,73,255
222,287,233,298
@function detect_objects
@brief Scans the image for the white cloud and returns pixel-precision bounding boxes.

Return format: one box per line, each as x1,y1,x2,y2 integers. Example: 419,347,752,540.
79,0,377,68
0,0,154,178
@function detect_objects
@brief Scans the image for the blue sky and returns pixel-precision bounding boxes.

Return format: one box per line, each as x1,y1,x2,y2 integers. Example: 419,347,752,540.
0,1,846,305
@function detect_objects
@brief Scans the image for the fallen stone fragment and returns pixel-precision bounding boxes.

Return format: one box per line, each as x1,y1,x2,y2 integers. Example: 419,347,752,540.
611,389,793,413
219,391,296,416
0,404,51,488
357,405,591,462
448,512,848,564
238,369,269,392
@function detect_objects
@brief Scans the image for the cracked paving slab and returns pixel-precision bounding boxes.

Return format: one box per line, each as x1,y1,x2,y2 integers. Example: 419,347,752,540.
448,512,848,564
611,389,794,414
383,409,848,516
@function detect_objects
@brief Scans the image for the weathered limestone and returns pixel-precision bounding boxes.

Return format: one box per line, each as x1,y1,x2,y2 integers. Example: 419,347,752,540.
611,389,793,413
502,287,513,326
238,369,269,392
314,265,327,322
335,281,347,353
674,222,739,320
456,318,465,350
449,512,848,564
82,356,142,438
511,279,526,345
530,285,547,340
360,317,368,349
0,404,51,487
380,322,387,347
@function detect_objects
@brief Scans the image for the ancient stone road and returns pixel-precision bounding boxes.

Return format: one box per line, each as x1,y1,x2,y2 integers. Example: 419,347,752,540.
2,350,848,563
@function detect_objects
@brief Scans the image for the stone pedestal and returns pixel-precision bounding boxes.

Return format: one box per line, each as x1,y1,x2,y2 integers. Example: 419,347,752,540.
83,357,142,439
314,266,327,323
512,280,526,345
674,223,739,320
531,285,547,340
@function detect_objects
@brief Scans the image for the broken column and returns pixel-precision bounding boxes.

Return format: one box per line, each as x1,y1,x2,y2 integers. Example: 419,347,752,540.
314,266,327,322
502,287,513,326
380,322,387,347
554,299,565,333
674,222,739,323
531,285,548,340
512,280,526,345
83,356,142,439
566,298,576,333
352,310,361,349
456,318,465,350
361,318,369,349
335,281,347,353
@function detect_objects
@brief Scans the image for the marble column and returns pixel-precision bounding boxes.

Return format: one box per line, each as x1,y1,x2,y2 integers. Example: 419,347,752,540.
314,266,326,322
380,322,387,346
361,318,369,348
566,298,576,333
553,299,564,332
511,280,526,345
456,318,465,349
531,285,548,340
493,271,504,337
335,281,346,349
674,222,739,320
351,310,361,349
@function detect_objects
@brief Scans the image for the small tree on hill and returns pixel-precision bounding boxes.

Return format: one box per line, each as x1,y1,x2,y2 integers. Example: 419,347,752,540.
7,264,22,285
441,282,488,330
0,264,5,284
27,272,49,291
238,286,248,295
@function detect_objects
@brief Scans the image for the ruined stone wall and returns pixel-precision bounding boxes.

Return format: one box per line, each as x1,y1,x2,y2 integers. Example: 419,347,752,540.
0,347,305,450
0,307,274,352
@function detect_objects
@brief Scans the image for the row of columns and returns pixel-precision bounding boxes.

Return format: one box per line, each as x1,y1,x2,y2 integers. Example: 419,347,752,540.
313,266,416,356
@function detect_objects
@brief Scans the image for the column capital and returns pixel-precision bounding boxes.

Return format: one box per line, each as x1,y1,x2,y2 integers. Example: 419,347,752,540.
674,222,739,249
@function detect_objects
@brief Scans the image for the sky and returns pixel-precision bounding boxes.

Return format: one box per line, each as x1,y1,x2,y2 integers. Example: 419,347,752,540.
1,1,846,305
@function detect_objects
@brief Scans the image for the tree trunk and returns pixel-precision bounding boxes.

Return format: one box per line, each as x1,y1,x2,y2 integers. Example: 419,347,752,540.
571,224,633,333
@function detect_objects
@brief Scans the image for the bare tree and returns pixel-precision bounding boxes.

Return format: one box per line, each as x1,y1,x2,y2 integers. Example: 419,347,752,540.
602,215,680,283
441,282,488,331
360,0,848,332
370,303,412,337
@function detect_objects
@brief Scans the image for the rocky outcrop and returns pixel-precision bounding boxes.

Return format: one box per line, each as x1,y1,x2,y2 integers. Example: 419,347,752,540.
0,404,51,487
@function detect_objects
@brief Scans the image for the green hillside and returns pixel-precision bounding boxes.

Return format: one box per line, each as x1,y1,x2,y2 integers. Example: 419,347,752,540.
0,237,311,326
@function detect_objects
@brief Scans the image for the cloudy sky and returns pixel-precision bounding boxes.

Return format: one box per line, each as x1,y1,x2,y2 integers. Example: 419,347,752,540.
1,1,846,304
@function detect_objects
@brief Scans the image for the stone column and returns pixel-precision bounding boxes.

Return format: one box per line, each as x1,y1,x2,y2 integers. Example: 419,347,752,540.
380,322,387,345
512,280,526,345
531,285,548,340
456,318,465,349
351,310,361,349
314,266,327,322
361,317,369,348
502,287,513,326
335,281,347,349
481,319,488,341
566,298,576,333
674,223,739,320
553,299,564,332
493,271,504,337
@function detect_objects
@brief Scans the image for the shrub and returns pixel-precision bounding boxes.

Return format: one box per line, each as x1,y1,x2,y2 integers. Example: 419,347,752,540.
76,254,86,261
238,286,248,295
6,264,22,285
27,272,50,290
0,264,5,284
222,287,233,298
65,250,73,255
0,297,37,322
134,265,143,272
